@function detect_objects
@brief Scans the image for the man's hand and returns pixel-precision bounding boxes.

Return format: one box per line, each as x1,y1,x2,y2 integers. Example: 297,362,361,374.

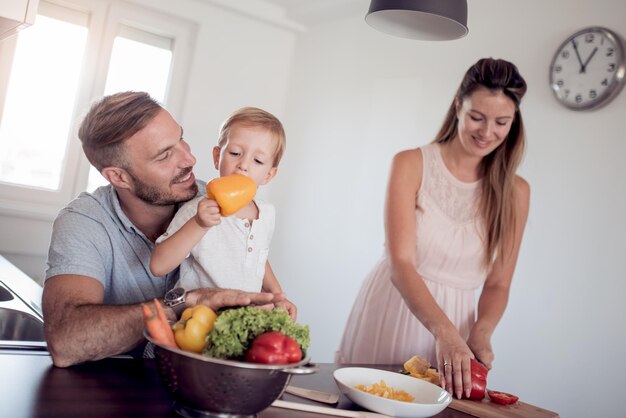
186,288,285,312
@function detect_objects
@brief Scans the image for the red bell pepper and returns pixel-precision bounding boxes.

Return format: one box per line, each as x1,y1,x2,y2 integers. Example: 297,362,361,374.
488,390,519,405
462,358,488,400
245,331,302,364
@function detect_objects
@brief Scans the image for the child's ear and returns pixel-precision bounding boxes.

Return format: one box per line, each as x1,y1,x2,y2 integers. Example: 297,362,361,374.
212,146,221,170
101,167,132,189
260,167,278,185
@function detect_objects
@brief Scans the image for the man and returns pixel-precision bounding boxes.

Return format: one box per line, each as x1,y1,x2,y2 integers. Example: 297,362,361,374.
43,92,283,367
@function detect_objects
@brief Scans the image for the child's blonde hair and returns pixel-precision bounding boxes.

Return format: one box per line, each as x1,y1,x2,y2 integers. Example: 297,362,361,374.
218,107,286,167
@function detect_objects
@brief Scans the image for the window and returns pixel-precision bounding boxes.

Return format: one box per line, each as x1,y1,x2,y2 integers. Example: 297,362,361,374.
0,12,88,191
0,0,195,218
88,26,174,191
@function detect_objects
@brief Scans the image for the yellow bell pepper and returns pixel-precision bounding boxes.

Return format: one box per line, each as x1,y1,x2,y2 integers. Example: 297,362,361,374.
206,174,257,216
173,305,218,353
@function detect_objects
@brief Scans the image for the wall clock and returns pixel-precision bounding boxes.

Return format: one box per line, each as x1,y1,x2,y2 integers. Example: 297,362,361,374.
549,27,626,110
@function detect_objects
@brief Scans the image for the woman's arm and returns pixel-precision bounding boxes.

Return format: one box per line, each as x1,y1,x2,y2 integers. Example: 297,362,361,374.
150,198,220,276
467,176,531,368
386,150,456,340
385,150,473,398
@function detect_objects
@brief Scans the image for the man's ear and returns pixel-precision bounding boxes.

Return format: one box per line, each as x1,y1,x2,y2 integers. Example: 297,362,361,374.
101,167,132,189
260,167,277,186
212,146,221,170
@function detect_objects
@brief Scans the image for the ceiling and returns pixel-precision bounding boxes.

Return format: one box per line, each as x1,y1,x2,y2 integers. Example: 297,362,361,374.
258,0,365,27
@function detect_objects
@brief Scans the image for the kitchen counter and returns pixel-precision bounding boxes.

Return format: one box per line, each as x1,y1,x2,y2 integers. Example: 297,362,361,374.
1,350,480,418
0,256,558,417
0,350,560,417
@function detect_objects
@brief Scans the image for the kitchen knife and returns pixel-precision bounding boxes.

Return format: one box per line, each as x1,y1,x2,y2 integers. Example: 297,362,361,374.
271,400,390,418
284,385,339,404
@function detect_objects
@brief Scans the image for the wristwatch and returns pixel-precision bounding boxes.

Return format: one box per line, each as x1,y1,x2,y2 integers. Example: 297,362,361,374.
163,287,186,310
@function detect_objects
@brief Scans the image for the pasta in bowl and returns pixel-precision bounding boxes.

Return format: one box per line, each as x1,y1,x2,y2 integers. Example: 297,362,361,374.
333,367,451,418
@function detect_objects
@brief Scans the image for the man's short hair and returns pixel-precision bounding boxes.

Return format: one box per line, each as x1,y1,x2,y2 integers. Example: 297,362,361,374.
79,92,162,171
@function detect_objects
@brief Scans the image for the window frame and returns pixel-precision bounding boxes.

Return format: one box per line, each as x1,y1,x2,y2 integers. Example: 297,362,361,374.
0,0,196,220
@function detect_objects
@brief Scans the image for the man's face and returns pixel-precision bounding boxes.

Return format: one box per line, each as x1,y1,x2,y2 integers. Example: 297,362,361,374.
122,109,198,205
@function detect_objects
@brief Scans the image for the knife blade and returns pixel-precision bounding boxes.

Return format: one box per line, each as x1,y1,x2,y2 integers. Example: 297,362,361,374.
284,385,339,404
272,400,390,418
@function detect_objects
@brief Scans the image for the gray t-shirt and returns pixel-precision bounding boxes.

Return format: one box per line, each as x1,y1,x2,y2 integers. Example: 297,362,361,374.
45,184,202,304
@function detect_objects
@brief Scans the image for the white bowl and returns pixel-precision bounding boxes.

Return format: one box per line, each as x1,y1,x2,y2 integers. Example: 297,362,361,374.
333,367,452,418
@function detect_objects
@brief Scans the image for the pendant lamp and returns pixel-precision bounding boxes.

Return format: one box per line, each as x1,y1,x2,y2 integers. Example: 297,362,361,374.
366,0,468,41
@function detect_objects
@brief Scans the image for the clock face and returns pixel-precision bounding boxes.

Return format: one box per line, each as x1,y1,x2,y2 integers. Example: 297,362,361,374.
550,27,626,110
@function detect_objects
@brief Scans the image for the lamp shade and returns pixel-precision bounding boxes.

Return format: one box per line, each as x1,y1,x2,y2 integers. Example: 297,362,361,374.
365,0,468,41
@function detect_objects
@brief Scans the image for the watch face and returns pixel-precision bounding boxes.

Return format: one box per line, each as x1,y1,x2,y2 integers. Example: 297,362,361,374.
165,287,185,305
550,27,626,110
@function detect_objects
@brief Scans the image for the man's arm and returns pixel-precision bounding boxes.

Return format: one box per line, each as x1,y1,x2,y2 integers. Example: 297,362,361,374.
43,274,286,367
43,274,150,367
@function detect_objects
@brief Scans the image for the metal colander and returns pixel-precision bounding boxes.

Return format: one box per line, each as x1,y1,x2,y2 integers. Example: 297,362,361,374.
144,332,317,418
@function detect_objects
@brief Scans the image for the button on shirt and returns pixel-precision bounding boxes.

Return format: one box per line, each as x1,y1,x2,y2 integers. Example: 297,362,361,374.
157,196,275,292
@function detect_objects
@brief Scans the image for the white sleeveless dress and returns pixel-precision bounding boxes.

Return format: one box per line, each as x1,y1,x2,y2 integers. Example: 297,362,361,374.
336,143,488,365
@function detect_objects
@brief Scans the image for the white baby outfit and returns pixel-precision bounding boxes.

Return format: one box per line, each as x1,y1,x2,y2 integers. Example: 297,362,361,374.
156,196,275,292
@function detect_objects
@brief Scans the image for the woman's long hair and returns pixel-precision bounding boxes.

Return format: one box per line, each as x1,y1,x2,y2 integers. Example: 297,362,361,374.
433,58,527,267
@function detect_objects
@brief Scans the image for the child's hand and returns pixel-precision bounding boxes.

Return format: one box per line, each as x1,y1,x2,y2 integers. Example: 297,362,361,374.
275,299,297,321
195,198,221,229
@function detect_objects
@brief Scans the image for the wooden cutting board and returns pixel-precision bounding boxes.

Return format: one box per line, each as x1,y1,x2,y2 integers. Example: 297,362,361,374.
449,397,560,418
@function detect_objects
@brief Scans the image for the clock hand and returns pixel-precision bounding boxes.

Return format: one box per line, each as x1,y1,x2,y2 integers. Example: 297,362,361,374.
581,47,598,73
571,39,585,73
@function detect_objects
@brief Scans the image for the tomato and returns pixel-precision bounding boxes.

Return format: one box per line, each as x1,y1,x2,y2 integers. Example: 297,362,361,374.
173,305,217,353
488,390,519,405
245,331,302,364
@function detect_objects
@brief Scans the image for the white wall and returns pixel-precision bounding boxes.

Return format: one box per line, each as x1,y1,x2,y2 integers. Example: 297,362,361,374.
2,1,626,417
270,1,626,418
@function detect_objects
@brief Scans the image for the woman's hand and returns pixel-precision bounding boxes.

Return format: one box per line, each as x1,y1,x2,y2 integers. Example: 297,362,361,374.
467,329,494,369
435,330,476,399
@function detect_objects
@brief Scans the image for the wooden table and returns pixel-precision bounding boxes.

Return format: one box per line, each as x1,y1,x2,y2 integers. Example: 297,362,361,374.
0,349,556,417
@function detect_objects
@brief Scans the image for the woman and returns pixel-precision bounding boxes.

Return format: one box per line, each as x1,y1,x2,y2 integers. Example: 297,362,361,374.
336,58,530,400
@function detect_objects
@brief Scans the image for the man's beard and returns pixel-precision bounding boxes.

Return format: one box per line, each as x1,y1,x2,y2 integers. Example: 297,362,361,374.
128,167,198,206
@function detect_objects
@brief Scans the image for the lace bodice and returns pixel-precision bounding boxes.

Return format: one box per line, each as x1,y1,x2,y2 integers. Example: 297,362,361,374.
420,143,481,224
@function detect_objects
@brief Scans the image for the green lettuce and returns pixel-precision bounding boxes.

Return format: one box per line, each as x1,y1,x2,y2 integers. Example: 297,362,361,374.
203,307,310,360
